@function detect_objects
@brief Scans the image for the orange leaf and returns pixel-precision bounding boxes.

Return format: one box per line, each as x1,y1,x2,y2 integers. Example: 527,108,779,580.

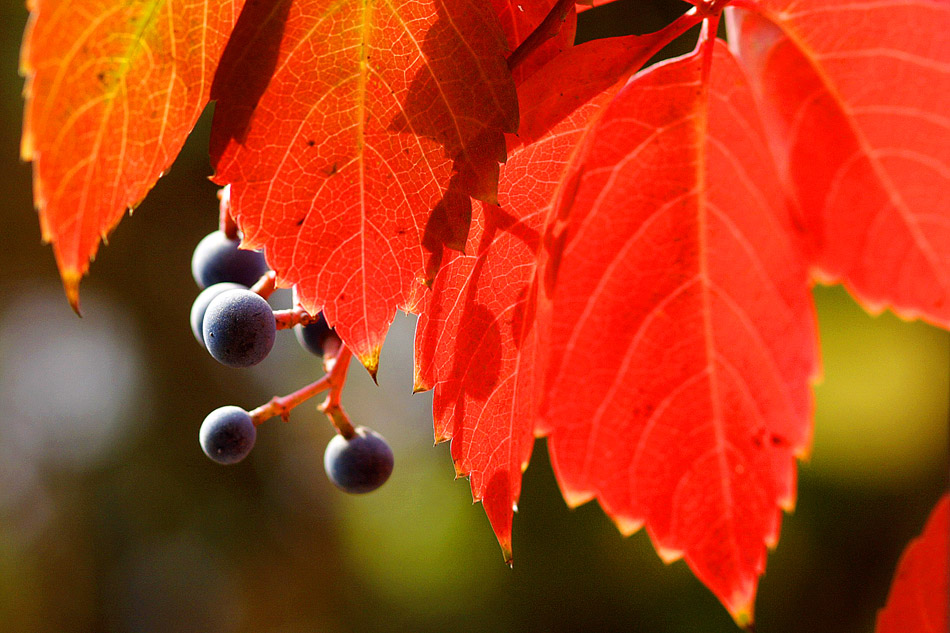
730,1,950,324
541,38,818,622
413,23,700,562
209,0,519,370
21,0,245,309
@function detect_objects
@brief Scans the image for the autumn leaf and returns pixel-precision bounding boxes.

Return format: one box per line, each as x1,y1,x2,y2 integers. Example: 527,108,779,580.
413,24,688,559
209,0,519,372
876,494,949,633
418,16,824,620
538,35,820,622
492,0,577,83
20,0,246,309
729,1,950,325
19,0,949,626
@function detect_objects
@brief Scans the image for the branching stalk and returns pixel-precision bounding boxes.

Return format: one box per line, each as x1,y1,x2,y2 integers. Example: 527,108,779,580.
247,343,356,438
249,374,332,424
319,346,356,439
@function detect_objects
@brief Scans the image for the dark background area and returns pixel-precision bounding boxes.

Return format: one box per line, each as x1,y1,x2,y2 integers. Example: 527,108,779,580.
0,1,947,632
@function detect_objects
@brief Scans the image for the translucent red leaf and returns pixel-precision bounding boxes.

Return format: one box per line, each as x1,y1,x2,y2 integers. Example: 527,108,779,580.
209,0,518,371
540,39,819,622
414,30,673,558
21,0,245,309
491,0,577,83
729,1,950,325
876,494,949,633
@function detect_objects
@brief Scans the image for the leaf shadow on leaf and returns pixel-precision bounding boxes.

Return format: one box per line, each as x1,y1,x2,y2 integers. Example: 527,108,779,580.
421,176,474,282
424,200,546,449
424,209,515,429
209,0,292,157
387,0,516,275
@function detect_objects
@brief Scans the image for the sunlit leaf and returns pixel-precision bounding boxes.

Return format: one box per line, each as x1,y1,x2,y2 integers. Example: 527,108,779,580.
209,0,518,370
21,0,245,308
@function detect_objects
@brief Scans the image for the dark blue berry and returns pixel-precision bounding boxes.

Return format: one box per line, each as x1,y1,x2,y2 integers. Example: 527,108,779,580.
199,406,256,464
191,230,269,289
203,289,276,368
190,282,245,347
324,427,394,494
294,312,341,357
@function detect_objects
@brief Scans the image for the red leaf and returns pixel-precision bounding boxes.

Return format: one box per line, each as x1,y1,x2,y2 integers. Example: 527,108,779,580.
876,494,950,633
541,38,818,622
414,30,673,558
209,0,518,372
492,0,577,83
729,1,950,325
20,0,245,309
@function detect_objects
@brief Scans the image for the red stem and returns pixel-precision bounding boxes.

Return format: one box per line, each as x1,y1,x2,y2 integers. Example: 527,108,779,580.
699,14,721,82
251,271,277,299
507,0,576,73
319,347,356,439
247,344,356,438
218,185,239,240
274,306,323,330
716,0,756,12
248,374,332,424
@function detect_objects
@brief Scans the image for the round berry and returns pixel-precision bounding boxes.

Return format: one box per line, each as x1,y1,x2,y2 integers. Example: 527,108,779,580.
191,230,269,289
190,282,246,348
199,406,256,464
324,427,394,494
294,312,341,358
203,289,276,368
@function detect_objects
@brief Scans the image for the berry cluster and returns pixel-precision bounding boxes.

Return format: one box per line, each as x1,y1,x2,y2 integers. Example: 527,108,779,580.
190,191,393,494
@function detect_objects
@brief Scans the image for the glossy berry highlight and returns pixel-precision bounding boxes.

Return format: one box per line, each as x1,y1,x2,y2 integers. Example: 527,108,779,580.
203,289,276,368
324,427,394,494
191,230,269,289
200,406,256,464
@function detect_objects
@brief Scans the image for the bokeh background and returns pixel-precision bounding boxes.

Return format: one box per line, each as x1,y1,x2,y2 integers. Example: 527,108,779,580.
0,1,946,632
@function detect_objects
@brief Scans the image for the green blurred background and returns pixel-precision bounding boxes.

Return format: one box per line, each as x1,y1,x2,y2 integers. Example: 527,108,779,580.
0,1,946,632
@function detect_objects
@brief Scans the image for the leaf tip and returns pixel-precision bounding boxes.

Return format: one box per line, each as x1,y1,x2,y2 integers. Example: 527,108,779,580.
61,269,82,316
501,542,513,567
656,545,684,564
412,368,431,394
562,488,594,510
731,604,755,630
614,516,643,538
20,130,35,161
779,493,797,515
358,347,381,382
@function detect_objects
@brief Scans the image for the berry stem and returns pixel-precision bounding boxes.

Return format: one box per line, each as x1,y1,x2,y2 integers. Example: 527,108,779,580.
245,342,355,439
218,185,239,241
251,271,277,299
248,374,332,424
274,306,324,330
320,346,356,439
